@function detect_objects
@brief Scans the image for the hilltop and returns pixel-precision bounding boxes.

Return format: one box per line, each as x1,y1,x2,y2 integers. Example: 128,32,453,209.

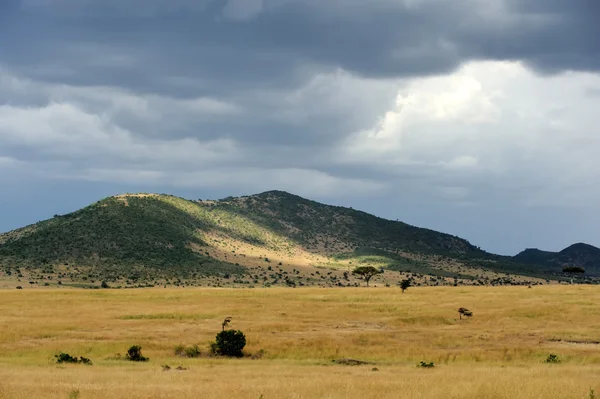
0,190,597,287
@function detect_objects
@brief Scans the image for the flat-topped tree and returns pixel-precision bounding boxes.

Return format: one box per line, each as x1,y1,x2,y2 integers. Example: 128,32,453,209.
352,266,382,287
562,266,585,274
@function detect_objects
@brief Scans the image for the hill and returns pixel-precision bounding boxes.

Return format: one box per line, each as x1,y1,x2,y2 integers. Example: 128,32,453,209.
513,243,600,275
0,190,595,287
513,248,556,265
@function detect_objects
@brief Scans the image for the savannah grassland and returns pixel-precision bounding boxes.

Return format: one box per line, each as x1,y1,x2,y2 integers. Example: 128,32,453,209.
1,285,599,399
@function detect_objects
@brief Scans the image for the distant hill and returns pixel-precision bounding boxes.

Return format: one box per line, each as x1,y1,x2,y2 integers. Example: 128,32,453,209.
513,248,556,265
0,190,596,285
514,243,600,275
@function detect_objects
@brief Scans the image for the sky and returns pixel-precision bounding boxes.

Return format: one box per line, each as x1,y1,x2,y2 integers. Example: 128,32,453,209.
1,0,599,255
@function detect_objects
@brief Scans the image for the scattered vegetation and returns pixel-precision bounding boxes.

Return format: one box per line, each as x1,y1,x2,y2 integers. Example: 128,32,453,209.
332,358,372,366
0,286,599,398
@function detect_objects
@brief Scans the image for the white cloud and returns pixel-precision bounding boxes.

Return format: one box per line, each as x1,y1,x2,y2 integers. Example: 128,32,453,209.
338,60,600,206
0,102,239,166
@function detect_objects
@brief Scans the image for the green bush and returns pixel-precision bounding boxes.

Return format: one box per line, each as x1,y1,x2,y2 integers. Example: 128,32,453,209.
545,354,561,364
55,352,78,364
211,330,246,357
55,352,93,365
126,345,149,362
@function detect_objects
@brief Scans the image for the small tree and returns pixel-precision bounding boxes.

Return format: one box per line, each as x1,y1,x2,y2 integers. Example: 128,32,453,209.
400,279,411,293
352,266,381,287
458,307,473,320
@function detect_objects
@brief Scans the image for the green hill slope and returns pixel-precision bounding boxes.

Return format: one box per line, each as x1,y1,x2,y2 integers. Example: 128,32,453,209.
0,190,594,286
0,195,245,280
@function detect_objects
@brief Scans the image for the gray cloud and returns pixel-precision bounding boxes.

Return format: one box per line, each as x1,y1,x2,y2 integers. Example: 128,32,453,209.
4,0,599,95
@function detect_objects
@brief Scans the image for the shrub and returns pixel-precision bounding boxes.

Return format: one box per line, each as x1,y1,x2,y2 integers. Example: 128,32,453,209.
55,352,78,364
545,354,561,364
55,352,93,365
458,307,473,319
126,345,149,362
79,356,93,365
212,330,246,357
180,344,201,358
418,361,435,368
185,344,201,358
174,344,185,356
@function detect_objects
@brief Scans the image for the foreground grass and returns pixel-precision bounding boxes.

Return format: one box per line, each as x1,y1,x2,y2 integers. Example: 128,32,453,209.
0,286,599,398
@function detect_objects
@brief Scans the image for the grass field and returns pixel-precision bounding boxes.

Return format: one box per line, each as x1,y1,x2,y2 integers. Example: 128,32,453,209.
1,285,599,398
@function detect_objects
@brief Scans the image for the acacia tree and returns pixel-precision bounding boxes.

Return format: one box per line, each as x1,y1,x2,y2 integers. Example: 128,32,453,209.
400,279,411,293
352,266,381,287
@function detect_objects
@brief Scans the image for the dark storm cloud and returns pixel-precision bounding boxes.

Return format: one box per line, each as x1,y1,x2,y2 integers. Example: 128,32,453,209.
2,0,598,98
459,0,600,73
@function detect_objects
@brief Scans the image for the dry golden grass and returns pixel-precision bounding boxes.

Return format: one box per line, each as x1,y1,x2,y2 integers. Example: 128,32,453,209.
1,285,599,398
